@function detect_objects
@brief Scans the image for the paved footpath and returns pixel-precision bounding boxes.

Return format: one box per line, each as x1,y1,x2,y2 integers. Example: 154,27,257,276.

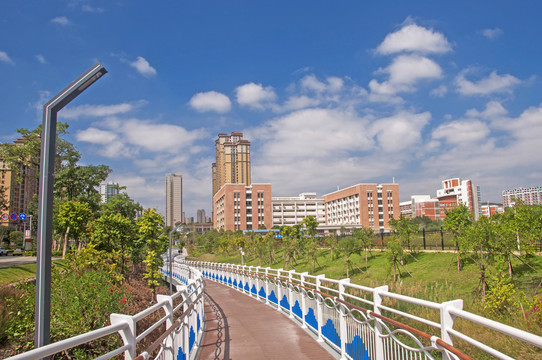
197,280,335,360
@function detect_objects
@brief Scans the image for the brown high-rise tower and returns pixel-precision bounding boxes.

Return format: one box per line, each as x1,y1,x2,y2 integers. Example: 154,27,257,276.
212,132,251,195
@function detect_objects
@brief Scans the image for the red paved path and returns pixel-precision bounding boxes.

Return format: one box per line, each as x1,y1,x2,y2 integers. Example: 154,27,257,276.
197,280,335,360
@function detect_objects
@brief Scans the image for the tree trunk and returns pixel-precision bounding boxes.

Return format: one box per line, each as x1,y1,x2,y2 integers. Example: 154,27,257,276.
346,257,350,278
62,226,70,258
508,254,513,279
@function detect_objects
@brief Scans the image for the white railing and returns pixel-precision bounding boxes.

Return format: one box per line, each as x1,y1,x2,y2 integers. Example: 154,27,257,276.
6,257,205,360
188,261,542,360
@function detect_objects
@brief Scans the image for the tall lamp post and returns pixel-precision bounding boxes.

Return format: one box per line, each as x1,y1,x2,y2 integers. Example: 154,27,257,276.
169,223,184,295
35,62,107,351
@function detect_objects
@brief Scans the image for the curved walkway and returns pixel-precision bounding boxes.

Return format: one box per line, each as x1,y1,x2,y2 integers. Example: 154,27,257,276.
197,280,336,360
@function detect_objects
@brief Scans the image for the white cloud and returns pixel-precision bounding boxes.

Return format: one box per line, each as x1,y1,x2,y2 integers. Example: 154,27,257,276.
51,16,70,26
235,83,277,110
301,75,327,92
376,23,452,55
82,5,104,13
432,120,490,144
61,101,146,119
465,101,508,120
369,54,442,94
129,56,157,78
189,91,231,113
35,54,46,64
76,128,118,144
370,111,431,152
0,51,14,65
102,117,208,154
247,108,430,196
281,95,320,111
455,70,521,95
481,28,503,40
430,85,448,97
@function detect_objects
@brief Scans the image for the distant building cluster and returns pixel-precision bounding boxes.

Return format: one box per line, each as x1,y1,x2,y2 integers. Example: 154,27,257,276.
400,178,485,221
209,132,400,233
163,131,540,234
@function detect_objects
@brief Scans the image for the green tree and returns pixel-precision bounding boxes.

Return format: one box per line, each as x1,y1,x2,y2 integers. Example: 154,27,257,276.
279,226,298,270
89,213,136,281
325,233,339,262
263,231,278,265
443,205,473,272
386,235,411,281
0,123,78,182
137,209,167,297
353,228,375,264
338,236,362,278
56,201,93,257
100,193,142,221
390,215,418,252
302,215,321,273
9,231,23,248
55,164,111,209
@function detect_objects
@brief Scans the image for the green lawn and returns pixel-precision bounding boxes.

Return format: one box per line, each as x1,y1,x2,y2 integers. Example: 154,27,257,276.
0,259,69,285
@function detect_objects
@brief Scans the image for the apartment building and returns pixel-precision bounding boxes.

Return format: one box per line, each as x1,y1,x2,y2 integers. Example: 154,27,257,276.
212,132,251,196
99,181,120,204
502,186,542,207
165,172,183,227
322,183,400,231
213,183,272,231
272,192,325,227
0,155,38,231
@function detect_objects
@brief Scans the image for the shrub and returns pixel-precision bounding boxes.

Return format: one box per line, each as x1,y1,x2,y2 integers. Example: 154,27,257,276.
483,272,525,315
5,266,128,357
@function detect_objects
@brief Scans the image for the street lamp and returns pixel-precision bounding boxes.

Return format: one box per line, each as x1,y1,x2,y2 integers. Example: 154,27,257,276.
169,223,184,295
35,62,107,351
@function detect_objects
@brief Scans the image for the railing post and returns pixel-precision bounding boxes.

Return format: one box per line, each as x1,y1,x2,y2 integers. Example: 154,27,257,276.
265,267,270,304
110,313,136,360
248,265,253,295
440,300,463,360
373,285,388,360
277,269,283,312
316,274,325,343
288,270,295,318
255,266,261,299
300,272,308,328
339,278,350,360
156,293,174,360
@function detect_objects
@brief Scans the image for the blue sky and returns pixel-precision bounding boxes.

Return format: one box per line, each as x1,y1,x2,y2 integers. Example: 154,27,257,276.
1,1,542,217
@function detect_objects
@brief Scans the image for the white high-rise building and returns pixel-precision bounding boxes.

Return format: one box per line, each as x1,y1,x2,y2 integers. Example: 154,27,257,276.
99,181,120,204
502,186,542,207
166,173,183,227
436,178,481,220
272,192,325,227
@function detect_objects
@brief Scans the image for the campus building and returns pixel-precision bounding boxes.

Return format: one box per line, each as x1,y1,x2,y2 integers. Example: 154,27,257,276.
165,172,183,227
502,186,542,207
480,203,505,217
272,192,325,227
436,178,481,220
322,183,400,232
213,183,272,231
212,132,251,196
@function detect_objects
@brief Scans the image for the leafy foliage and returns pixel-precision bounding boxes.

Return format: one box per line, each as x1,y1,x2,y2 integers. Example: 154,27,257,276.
5,266,127,356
